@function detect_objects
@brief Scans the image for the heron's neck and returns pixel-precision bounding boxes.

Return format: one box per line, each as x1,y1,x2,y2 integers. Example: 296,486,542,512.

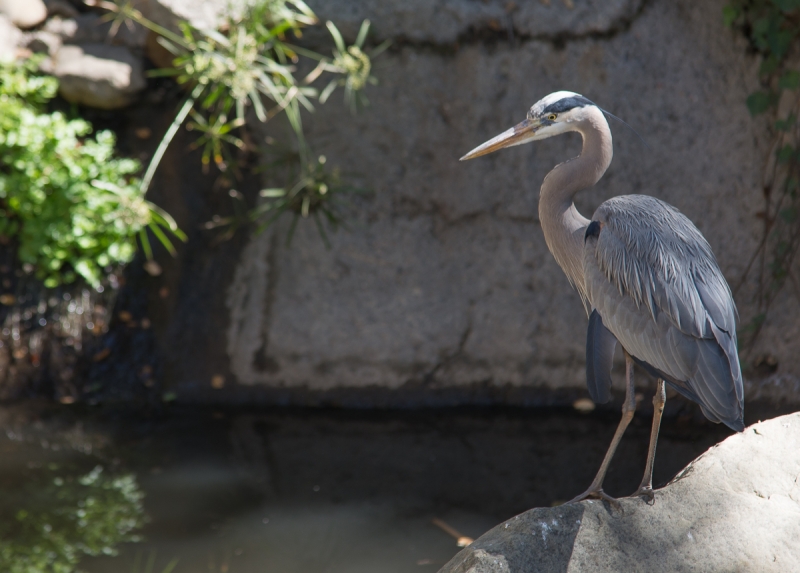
538,111,613,300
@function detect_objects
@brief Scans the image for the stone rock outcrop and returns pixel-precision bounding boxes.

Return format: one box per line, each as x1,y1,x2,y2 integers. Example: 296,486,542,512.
140,0,258,67
44,13,148,49
0,15,21,61
21,29,61,57
439,413,800,573
0,0,46,29
53,44,146,109
43,0,79,19
143,0,257,32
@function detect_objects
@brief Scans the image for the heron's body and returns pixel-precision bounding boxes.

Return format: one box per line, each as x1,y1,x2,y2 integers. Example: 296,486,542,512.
585,195,742,428
461,91,743,502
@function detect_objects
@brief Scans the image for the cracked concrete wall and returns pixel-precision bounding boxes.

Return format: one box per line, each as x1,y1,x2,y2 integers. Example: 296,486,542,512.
221,0,800,408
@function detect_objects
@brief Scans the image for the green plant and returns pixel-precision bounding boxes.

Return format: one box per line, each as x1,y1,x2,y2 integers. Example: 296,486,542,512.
254,154,364,245
97,0,386,241
725,0,800,348
0,465,146,573
0,58,183,288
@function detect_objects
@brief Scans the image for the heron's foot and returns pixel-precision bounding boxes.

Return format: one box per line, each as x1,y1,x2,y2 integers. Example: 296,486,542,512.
631,485,655,503
567,487,621,508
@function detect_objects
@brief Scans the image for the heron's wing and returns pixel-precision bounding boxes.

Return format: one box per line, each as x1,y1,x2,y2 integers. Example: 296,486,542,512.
586,310,617,404
583,195,744,431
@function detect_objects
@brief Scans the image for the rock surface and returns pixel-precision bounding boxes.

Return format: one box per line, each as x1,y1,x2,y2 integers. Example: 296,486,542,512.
143,0,257,32
54,44,146,109
43,0,79,19
439,413,800,572
0,14,21,61
44,13,148,49
0,0,46,29
21,29,61,56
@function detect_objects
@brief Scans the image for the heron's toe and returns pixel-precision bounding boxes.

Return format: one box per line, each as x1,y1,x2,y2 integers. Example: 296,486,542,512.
567,487,621,508
631,486,656,503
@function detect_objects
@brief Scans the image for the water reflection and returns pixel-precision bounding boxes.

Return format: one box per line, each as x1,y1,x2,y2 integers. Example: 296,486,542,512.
0,405,731,573
0,463,145,572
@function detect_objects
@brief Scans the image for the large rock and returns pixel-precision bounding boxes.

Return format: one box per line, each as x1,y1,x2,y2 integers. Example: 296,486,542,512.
44,14,148,49
53,44,146,109
0,0,46,29
0,15,21,61
20,30,61,57
439,413,800,572
143,0,257,32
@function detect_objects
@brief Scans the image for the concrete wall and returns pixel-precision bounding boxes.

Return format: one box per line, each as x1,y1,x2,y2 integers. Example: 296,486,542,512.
159,0,799,409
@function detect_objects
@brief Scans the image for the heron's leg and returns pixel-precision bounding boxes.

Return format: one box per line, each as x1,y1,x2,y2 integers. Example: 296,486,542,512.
632,379,666,501
568,352,637,506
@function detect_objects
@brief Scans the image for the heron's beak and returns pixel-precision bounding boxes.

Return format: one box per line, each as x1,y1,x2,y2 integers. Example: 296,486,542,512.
459,118,543,161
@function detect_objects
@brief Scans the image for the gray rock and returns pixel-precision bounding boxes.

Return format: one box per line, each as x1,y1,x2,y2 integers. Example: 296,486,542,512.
53,44,146,109
41,16,78,40
43,14,147,49
21,30,61,56
440,413,800,572
139,0,254,65
143,0,257,32
43,0,79,19
0,14,21,61
0,0,47,29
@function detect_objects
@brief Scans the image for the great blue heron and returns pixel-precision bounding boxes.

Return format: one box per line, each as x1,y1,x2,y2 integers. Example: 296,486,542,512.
460,91,744,504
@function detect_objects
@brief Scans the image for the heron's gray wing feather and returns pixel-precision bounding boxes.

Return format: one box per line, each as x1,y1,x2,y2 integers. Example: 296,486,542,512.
583,195,743,430
695,276,736,333
628,354,702,405
709,321,743,401
591,196,732,337
586,310,617,404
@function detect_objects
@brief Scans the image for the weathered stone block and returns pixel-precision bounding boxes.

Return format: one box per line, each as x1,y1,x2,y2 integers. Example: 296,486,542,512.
143,0,258,32
44,13,148,49
0,0,46,29
0,14,21,61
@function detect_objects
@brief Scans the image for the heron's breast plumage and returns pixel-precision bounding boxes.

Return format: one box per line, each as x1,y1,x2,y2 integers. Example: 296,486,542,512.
582,194,743,429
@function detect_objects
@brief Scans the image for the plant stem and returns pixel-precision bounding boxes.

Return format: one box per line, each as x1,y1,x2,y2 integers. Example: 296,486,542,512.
139,85,204,194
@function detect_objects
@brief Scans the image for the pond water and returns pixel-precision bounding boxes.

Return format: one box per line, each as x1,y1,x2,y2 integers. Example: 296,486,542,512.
0,403,732,573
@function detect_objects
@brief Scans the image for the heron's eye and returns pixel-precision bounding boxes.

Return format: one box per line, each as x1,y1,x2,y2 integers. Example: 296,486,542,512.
547,113,557,121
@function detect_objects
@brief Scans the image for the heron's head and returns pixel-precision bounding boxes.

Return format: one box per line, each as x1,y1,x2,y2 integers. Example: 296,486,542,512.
460,91,598,161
